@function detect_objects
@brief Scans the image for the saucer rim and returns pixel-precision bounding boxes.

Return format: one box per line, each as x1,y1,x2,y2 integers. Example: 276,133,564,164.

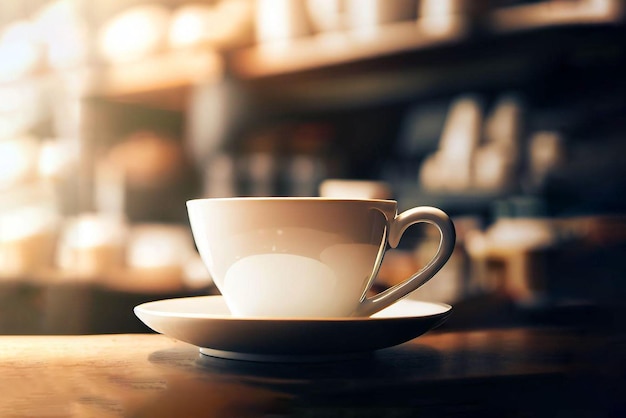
134,295,453,361
134,295,453,322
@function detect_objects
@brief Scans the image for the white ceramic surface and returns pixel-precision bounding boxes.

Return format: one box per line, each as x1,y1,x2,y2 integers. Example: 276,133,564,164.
134,296,452,361
186,197,456,318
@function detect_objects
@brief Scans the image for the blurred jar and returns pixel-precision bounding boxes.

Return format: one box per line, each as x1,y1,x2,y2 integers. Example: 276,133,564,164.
285,154,326,197
108,223,203,292
203,153,237,198
319,179,392,199
256,0,311,45
0,207,58,279
419,0,488,35
347,0,417,35
466,198,557,305
306,0,417,36
56,214,127,280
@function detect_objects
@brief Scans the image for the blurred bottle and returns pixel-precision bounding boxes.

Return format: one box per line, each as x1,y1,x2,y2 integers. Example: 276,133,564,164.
418,0,483,35
240,151,277,196
319,179,392,199
286,155,326,197
203,153,237,198
419,95,483,191
474,94,524,192
525,131,566,192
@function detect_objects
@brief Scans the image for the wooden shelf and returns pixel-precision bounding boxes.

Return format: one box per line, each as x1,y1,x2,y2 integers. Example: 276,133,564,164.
0,49,224,112
227,1,624,80
489,0,623,32
228,20,466,79
0,2,621,111
78,49,224,109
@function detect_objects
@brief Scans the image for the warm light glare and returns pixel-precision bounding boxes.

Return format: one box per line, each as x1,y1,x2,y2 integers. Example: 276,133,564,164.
0,207,55,242
99,5,170,63
0,138,38,186
127,225,193,268
256,0,300,44
421,0,456,16
38,140,70,178
47,27,88,69
0,22,40,82
169,8,207,47
62,215,126,249
33,0,75,35
32,0,88,68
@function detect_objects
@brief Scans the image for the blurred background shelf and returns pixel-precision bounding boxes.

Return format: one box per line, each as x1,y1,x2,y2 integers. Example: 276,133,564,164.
0,0,621,109
228,1,623,81
0,0,625,335
227,20,466,79
226,22,626,113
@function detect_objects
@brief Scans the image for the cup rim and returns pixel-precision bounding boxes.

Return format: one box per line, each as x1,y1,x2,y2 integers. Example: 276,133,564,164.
187,197,397,204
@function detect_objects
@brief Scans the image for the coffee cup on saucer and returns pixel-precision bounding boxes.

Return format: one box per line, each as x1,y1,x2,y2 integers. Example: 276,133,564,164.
187,197,455,318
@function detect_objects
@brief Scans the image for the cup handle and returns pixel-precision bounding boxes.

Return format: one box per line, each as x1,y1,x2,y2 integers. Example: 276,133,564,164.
354,206,456,317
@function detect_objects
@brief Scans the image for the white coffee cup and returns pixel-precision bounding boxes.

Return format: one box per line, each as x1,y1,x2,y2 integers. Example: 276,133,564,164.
187,197,455,318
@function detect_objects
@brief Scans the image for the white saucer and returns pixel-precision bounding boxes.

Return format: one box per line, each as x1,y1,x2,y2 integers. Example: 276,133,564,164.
134,296,452,362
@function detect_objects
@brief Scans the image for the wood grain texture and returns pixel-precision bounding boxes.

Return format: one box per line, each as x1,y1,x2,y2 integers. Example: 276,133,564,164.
0,329,620,417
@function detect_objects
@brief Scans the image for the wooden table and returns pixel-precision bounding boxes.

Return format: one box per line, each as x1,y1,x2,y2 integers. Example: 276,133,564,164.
0,328,623,417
